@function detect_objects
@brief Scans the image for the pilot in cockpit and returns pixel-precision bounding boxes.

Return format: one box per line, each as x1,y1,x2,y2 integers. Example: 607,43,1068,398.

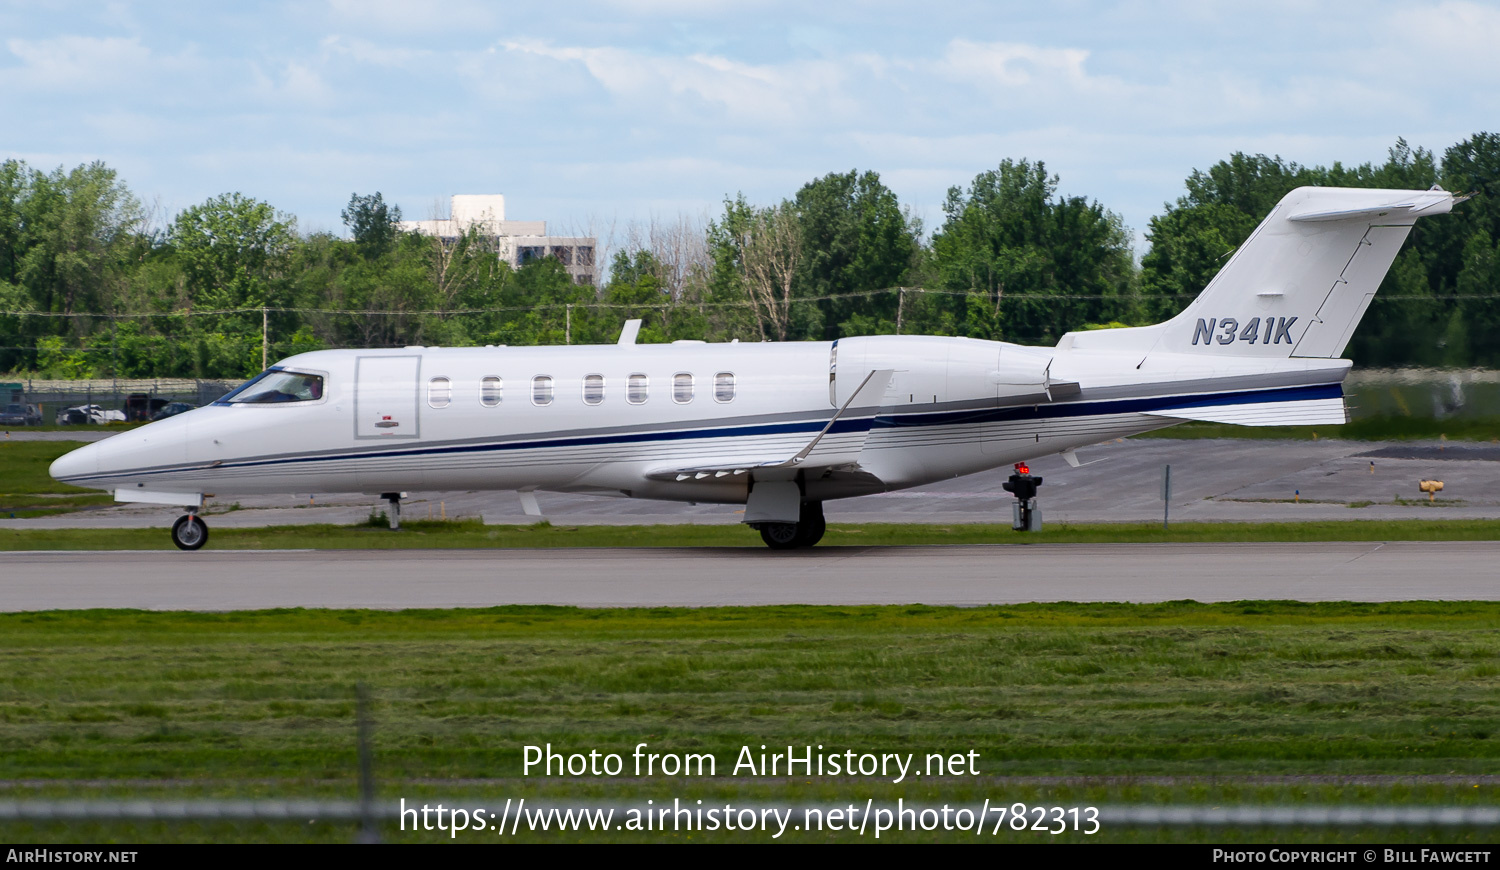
226,371,325,403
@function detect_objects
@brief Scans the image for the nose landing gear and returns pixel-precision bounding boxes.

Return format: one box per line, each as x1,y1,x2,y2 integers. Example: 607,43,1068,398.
171,513,209,551
382,492,404,530
757,501,826,549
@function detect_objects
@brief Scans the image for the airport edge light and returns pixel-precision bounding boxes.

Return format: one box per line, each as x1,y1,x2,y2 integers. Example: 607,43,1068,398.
1002,462,1044,531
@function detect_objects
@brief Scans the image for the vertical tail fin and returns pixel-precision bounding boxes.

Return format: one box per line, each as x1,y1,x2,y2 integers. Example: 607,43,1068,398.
1154,186,1462,358
1056,186,1463,360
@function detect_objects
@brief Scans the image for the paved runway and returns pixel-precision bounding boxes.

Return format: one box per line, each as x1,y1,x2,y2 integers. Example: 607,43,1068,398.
5,542,1496,610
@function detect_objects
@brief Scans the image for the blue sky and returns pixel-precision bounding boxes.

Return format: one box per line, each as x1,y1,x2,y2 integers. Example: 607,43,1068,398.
2,1,1496,251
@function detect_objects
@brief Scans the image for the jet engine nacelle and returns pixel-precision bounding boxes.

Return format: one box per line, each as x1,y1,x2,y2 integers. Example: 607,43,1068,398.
830,335,1050,408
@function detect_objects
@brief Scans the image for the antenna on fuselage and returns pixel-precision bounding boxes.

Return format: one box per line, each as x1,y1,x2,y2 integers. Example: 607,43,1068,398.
618,319,642,346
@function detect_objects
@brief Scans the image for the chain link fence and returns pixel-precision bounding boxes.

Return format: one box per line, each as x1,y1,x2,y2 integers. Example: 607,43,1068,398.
4,377,239,424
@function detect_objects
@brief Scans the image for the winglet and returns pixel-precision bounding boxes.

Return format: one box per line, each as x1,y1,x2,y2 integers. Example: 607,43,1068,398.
785,368,894,466
642,368,895,482
618,319,642,346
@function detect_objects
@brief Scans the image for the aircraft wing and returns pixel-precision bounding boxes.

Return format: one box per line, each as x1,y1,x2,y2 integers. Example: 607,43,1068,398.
644,369,895,481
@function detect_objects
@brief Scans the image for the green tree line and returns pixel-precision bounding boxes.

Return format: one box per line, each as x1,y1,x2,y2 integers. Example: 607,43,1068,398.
1,133,1497,380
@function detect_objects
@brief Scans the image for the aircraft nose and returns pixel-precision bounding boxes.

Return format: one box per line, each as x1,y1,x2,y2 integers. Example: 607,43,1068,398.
49,442,101,484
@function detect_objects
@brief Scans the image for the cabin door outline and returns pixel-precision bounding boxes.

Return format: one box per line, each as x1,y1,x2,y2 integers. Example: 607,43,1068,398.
354,355,422,440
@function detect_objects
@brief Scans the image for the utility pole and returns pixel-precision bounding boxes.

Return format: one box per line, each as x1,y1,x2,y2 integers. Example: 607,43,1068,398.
566,304,573,345
261,306,268,371
896,288,904,335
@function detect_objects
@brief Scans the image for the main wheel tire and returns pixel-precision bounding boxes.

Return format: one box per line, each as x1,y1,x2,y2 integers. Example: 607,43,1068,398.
795,515,826,547
759,522,802,550
171,514,209,551
795,507,826,547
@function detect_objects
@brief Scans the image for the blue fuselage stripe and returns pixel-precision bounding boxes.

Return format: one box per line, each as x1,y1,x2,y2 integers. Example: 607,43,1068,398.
193,382,1342,474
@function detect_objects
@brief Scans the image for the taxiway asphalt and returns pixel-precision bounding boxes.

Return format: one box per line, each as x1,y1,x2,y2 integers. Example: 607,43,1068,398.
5,541,1495,610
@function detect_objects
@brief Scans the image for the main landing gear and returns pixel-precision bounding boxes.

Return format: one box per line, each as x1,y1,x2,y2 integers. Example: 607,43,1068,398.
757,501,826,550
171,513,209,551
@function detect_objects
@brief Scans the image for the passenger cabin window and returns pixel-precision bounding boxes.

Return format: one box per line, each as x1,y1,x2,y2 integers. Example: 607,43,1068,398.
427,377,451,408
673,373,694,404
532,376,553,406
222,370,324,404
714,372,736,403
583,374,605,405
480,376,502,407
627,374,648,405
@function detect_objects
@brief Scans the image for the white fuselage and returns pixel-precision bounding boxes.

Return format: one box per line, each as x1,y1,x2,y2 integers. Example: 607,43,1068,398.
53,185,1466,527
50,333,1349,509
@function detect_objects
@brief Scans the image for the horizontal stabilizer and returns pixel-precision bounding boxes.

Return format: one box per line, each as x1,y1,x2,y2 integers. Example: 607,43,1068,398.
1288,192,1467,223
1144,397,1348,427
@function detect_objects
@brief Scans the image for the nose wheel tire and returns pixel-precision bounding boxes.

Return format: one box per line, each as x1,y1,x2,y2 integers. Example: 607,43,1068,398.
171,514,209,551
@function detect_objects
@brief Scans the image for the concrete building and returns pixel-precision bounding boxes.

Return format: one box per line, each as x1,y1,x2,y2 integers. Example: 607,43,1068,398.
399,195,596,285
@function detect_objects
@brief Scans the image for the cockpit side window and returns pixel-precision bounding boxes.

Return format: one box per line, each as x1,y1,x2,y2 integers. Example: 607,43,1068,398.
221,370,325,404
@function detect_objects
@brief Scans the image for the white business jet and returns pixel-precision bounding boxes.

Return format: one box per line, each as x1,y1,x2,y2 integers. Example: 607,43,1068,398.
50,186,1464,550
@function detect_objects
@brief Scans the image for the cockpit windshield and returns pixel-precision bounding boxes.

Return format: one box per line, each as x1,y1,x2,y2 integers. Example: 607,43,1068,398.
219,369,325,404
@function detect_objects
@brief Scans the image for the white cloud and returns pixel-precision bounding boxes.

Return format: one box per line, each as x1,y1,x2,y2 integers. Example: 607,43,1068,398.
1385,0,1500,55
1,2,1489,249
3,35,157,91
320,34,431,69
936,40,1094,89
324,0,495,33
247,59,334,107
498,38,865,125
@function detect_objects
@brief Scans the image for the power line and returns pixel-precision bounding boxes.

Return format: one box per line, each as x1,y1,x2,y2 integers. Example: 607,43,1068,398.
0,288,1199,319
1,291,1494,321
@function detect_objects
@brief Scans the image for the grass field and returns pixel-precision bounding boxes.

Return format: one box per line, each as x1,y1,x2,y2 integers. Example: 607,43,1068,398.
1,603,1497,842
0,440,113,517
7,517,1500,551
2,422,144,433
7,430,1499,840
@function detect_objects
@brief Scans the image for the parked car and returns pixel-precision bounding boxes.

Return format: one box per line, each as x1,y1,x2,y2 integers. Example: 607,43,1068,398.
55,404,127,425
149,402,197,421
0,403,42,426
123,393,170,422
